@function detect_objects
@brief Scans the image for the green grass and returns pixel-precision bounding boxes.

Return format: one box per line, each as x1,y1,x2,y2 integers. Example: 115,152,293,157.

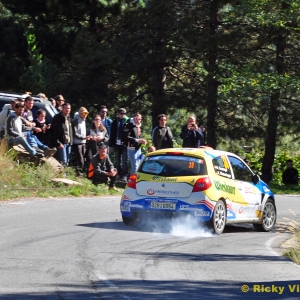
268,183,300,194
0,140,123,200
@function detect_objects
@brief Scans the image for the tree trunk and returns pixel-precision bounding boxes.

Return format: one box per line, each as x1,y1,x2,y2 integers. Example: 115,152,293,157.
206,0,219,148
151,37,167,129
89,0,97,31
261,34,286,183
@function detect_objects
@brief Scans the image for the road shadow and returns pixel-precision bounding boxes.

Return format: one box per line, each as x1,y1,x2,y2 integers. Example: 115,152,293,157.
77,221,257,235
1,279,299,299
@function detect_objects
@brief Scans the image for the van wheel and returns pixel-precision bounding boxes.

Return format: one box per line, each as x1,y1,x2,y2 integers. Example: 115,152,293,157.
208,200,226,235
253,199,276,232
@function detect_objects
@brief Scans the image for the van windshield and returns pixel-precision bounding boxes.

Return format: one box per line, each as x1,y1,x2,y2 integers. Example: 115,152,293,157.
138,155,207,177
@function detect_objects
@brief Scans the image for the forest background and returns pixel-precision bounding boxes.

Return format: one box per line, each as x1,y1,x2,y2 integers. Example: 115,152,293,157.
1,0,300,184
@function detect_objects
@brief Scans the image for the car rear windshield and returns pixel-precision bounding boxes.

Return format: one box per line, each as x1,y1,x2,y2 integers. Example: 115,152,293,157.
138,155,207,177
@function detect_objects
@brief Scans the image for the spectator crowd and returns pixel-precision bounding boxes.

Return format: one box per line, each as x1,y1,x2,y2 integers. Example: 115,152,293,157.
2,93,297,188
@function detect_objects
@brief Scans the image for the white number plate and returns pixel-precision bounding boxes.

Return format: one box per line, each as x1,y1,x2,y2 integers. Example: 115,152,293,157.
150,202,176,210
120,205,130,212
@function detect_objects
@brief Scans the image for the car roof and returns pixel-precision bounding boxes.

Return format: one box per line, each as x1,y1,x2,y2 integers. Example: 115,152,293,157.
146,147,240,160
0,91,47,104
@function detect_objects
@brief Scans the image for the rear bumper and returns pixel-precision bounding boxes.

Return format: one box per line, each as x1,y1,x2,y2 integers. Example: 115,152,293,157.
120,196,214,221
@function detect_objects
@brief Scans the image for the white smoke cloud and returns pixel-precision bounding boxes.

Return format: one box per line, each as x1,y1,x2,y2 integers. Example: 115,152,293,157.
170,215,214,238
138,214,214,238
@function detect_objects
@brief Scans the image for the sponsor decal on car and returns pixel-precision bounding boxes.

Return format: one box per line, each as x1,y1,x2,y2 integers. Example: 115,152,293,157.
216,171,232,178
147,189,180,195
239,206,254,214
147,189,155,195
244,187,254,194
180,204,190,210
194,210,210,216
214,180,235,194
152,176,178,182
196,199,215,210
121,194,131,201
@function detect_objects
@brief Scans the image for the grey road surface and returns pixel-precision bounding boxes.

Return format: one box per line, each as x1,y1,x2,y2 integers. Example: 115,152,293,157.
0,195,299,300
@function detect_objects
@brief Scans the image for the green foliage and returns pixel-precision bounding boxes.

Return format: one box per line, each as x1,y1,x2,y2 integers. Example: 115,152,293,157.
244,150,300,185
1,0,300,182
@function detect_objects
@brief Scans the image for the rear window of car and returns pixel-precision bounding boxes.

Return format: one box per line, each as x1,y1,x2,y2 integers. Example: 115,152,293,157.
138,155,207,177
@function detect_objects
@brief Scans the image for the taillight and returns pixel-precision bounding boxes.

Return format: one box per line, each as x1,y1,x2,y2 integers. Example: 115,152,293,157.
167,152,183,155
192,176,212,192
127,174,137,189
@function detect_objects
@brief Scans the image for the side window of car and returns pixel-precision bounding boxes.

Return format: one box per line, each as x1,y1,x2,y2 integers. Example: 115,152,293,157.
228,156,253,182
212,155,232,179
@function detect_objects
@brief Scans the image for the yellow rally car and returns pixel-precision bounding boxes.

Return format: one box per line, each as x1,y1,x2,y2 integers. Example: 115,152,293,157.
120,147,276,234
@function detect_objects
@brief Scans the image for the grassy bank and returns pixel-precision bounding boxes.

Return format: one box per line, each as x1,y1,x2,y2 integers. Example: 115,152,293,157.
283,228,300,265
0,140,122,200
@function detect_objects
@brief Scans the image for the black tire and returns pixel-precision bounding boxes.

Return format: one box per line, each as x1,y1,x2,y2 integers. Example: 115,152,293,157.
208,200,226,235
253,199,276,232
122,215,135,226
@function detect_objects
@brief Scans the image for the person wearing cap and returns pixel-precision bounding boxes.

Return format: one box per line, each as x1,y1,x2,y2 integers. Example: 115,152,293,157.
51,102,73,166
109,108,129,182
87,142,118,190
72,107,90,175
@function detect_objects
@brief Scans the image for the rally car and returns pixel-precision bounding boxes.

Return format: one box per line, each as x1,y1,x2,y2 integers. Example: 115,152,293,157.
120,147,276,234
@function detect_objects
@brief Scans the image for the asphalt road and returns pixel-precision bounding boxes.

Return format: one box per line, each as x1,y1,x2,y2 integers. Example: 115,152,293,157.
0,195,299,300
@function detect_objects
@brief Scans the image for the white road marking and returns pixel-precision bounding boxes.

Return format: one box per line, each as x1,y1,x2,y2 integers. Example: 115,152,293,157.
288,209,296,216
265,236,281,257
94,272,118,289
93,271,133,300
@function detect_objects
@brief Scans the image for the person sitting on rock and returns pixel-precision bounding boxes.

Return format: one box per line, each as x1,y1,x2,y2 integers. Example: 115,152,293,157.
5,102,44,158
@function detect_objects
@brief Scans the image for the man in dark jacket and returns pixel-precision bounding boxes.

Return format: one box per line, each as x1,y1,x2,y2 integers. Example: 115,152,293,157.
180,115,203,148
51,102,73,166
109,108,129,181
282,160,298,185
123,113,147,175
152,114,173,150
87,142,118,190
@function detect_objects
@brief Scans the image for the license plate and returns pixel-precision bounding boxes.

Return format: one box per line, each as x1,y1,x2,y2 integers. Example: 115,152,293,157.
150,202,176,210
120,205,130,212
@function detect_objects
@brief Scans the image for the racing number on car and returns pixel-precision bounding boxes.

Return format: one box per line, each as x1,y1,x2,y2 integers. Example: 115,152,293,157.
188,162,195,169
221,155,230,170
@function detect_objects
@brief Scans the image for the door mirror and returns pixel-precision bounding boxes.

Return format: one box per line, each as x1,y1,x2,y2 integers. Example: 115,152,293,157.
252,174,259,185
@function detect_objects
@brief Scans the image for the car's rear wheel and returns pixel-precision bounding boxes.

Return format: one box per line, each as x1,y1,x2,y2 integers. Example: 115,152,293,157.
122,215,135,226
253,199,276,232
208,200,226,235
